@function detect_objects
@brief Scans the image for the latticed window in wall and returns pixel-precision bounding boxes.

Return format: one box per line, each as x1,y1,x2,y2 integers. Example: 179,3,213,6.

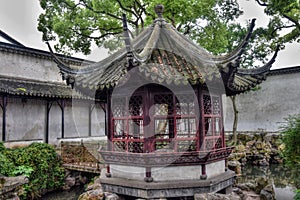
202,94,223,151
153,93,198,152
111,95,144,153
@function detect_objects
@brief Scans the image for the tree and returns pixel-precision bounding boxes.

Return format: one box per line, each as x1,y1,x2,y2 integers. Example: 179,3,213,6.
37,0,243,55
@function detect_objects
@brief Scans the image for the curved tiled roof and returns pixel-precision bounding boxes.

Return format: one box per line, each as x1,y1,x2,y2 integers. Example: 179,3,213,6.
0,75,90,100
50,5,279,97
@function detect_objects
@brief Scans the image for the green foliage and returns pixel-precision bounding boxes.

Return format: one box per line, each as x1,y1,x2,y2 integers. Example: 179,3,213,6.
279,114,300,166
295,190,300,200
37,0,299,68
38,0,243,55
0,143,65,199
243,0,300,67
295,189,300,200
0,153,15,176
0,141,5,152
11,165,34,178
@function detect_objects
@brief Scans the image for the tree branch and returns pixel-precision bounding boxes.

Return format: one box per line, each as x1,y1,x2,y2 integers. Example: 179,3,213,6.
255,0,268,6
80,0,136,25
115,0,137,18
282,13,300,30
72,28,122,40
271,24,296,37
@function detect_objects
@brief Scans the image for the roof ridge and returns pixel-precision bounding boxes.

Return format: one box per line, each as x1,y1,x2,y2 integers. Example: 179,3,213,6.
0,30,25,46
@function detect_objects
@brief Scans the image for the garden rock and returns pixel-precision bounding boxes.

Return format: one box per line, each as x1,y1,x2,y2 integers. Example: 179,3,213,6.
260,184,275,200
228,160,242,175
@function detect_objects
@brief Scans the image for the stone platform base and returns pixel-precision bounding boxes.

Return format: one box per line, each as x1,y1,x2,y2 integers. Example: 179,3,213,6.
100,170,235,199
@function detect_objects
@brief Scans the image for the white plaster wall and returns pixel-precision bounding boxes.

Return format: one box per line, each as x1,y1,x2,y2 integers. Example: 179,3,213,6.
6,98,45,141
223,72,300,132
110,164,145,180
206,160,225,178
152,165,201,181
0,51,63,83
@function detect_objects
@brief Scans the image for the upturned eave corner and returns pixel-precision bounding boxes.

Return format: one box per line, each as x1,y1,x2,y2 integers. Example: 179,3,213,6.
223,44,280,96
46,42,78,88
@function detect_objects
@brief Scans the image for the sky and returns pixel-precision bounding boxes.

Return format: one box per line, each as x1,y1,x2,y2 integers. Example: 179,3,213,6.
0,0,299,69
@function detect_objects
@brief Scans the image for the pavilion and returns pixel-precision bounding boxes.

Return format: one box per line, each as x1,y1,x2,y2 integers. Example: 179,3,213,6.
50,4,279,199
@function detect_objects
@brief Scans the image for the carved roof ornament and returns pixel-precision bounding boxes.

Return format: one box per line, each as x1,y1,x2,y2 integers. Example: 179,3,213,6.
48,4,279,97
154,4,164,18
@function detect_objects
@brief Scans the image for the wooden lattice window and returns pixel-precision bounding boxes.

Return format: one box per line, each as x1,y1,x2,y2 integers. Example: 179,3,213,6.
202,93,224,151
111,95,144,153
152,93,198,152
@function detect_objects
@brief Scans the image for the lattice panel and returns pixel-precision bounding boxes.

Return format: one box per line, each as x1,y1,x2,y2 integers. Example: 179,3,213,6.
212,96,221,115
128,142,144,153
112,97,126,117
129,96,143,116
113,141,126,152
215,137,223,149
203,94,212,115
205,138,215,151
154,94,173,115
176,94,196,115
155,141,172,151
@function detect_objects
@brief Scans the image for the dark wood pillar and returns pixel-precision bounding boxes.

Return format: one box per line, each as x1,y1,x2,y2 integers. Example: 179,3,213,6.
200,164,207,180
57,99,65,138
197,86,203,151
144,167,153,182
0,95,8,142
45,101,53,143
106,91,112,150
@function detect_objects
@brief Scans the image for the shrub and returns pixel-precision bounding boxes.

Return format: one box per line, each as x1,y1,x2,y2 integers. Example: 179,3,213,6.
294,189,300,200
280,114,300,166
0,142,65,199
0,153,15,175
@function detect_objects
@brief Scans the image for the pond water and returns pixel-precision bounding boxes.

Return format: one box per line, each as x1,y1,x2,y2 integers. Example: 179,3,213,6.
237,164,300,200
42,186,84,200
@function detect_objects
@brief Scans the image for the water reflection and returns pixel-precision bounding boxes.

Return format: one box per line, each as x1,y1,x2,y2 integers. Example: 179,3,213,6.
42,186,84,200
237,164,299,200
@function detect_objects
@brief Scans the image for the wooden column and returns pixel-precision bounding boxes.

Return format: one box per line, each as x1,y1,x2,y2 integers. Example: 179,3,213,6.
106,91,112,150
144,167,153,182
197,86,203,151
57,99,65,138
0,95,8,142
45,101,53,143
200,164,207,180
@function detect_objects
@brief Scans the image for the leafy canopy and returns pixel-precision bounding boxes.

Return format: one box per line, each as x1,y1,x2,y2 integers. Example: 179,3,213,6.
38,0,243,55
38,0,300,66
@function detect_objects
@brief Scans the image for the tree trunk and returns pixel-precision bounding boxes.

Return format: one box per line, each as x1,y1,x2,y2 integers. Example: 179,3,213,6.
230,96,238,145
